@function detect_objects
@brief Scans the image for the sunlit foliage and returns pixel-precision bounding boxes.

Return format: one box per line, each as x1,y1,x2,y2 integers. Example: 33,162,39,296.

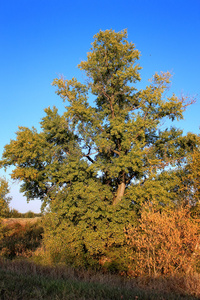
126,205,200,277
0,29,199,269
0,177,11,218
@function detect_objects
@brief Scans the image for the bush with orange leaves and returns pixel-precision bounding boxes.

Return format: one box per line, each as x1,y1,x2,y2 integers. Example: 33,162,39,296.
125,205,200,277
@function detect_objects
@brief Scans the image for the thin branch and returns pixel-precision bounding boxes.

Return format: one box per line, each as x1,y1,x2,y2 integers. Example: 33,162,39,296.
86,156,95,163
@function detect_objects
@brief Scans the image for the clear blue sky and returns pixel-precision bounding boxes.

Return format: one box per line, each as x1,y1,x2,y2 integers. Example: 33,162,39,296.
0,0,200,213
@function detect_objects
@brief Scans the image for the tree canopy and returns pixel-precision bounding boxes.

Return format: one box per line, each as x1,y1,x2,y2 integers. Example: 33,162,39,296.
1,29,197,208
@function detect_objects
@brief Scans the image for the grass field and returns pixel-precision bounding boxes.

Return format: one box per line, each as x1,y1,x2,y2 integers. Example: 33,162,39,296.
0,258,199,300
1,217,41,226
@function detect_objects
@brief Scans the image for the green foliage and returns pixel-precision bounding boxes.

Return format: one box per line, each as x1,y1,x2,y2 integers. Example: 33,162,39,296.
0,29,199,270
8,209,22,218
1,30,197,208
180,140,200,205
42,185,137,270
24,210,36,218
0,177,11,218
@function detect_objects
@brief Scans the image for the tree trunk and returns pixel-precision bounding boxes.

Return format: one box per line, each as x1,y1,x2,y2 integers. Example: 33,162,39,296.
113,182,126,206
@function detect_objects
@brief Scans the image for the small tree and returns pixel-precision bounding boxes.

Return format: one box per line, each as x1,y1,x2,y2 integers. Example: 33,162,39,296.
0,177,11,218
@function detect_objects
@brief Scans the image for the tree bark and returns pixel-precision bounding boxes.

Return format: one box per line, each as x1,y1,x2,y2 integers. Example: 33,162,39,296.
113,181,126,206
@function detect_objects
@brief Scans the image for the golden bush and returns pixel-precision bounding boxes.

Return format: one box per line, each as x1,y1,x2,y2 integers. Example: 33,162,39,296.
126,205,200,277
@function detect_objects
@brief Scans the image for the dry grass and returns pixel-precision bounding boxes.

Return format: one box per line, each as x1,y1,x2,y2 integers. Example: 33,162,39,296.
1,217,42,226
133,273,200,298
0,258,199,299
0,257,130,288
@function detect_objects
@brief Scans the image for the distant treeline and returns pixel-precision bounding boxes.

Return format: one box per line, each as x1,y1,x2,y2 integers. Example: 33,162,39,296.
6,209,42,218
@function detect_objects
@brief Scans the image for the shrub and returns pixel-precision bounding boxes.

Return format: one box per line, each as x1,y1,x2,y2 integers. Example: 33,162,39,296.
125,205,200,277
41,204,137,272
24,210,35,218
0,221,43,259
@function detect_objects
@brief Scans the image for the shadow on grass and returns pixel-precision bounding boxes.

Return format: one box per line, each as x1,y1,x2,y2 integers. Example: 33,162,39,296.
0,258,199,300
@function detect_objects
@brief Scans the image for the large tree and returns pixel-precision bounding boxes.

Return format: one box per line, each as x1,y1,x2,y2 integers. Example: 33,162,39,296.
1,29,198,206
0,29,198,266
